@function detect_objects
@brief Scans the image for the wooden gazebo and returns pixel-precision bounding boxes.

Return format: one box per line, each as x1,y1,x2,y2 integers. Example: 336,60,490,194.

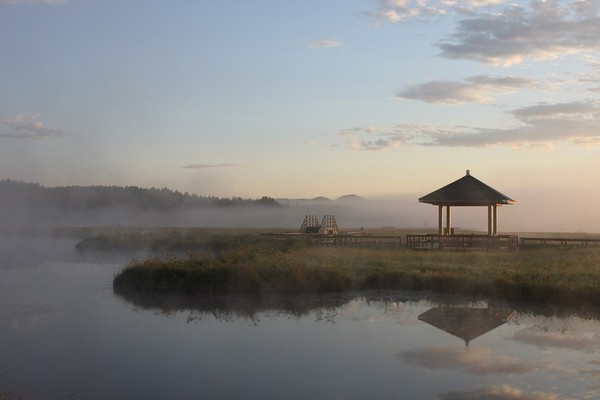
419,170,515,236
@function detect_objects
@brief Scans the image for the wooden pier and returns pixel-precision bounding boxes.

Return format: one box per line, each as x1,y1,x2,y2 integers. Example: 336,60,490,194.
520,237,600,248
262,232,599,251
260,233,402,247
406,234,519,250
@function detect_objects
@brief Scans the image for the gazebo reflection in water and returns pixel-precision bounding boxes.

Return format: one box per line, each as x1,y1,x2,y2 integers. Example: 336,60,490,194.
418,304,516,347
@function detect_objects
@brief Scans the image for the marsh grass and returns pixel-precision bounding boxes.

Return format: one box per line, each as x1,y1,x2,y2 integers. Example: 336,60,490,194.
113,236,600,305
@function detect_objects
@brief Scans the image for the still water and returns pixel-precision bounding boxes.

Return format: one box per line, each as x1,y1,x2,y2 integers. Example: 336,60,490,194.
1,235,600,399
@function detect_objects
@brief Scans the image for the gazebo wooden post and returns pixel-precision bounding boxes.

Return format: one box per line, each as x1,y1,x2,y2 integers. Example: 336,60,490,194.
438,205,443,235
493,205,498,236
487,205,492,236
446,205,451,235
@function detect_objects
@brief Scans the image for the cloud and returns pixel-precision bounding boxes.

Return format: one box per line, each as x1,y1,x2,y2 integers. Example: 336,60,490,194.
440,384,561,400
304,39,343,49
365,0,449,23
366,0,600,68
365,0,513,24
181,163,243,169
415,100,600,147
399,345,536,375
339,100,600,149
438,0,600,66
398,75,536,104
0,113,64,139
2,0,66,4
339,127,404,150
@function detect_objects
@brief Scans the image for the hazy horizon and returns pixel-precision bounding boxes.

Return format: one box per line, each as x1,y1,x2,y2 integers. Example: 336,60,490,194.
1,177,599,234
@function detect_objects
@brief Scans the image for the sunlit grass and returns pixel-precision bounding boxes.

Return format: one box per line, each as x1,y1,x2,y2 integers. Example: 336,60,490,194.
113,236,600,305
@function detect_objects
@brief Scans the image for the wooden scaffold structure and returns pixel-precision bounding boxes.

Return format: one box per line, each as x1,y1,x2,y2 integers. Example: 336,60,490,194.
299,214,340,235
319,214,339,235
299,215,321,233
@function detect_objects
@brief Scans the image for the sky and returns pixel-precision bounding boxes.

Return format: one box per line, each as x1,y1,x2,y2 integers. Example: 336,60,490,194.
1,0,600,230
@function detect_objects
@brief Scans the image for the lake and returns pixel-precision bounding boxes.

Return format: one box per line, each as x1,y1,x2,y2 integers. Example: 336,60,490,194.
1,235,600,399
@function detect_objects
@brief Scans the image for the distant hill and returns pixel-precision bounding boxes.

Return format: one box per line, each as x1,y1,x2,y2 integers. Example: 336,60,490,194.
277,194,364,204
337,194,365,201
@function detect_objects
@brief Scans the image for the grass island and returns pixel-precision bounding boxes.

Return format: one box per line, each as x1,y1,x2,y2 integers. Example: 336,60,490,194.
107,229,600,307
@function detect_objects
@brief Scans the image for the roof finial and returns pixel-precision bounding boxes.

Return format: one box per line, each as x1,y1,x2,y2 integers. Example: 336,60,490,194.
466,169,470,176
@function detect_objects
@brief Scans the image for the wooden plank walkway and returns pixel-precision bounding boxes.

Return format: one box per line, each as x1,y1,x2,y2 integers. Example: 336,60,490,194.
406,234,519,250
260,233,402,247
520,237,600,248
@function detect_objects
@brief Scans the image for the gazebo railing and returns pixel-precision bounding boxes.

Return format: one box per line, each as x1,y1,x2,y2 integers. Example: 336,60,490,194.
407,234,518,250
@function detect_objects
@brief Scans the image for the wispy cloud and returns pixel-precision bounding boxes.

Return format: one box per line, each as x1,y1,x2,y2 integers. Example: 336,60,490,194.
304,39,343,49
365,0,447,24
424,101,600,147
366,1,600,66
438,0,600,66
339,127,404,150
2,0,67,4
181,163,243,169
440,384,561,400
340,100,600,149
0,113,64,139
398,75,536,104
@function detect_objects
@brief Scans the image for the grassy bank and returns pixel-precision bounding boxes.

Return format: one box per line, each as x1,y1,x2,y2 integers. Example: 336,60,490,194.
113,236,600,306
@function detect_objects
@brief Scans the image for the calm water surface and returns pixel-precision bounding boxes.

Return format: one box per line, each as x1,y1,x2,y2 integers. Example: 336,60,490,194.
1,236,600,399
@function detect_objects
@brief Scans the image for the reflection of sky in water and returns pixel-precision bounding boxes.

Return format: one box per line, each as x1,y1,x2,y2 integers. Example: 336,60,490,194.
1,238,600,399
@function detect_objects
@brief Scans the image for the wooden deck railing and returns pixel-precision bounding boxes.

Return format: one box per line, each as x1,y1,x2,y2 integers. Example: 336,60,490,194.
261,233,599,250
406,234,519,250
520,237,600,248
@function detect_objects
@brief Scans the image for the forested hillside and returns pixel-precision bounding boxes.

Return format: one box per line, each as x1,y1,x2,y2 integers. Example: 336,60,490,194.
0,179,278,211
0,179,280,229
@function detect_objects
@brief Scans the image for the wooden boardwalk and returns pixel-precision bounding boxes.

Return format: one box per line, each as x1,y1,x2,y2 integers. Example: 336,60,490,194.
260,233,402,247
406,234,519,250
261,233,600,251
520,237,600,248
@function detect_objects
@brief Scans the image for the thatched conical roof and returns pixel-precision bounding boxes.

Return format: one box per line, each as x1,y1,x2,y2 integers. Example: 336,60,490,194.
419,171,515,207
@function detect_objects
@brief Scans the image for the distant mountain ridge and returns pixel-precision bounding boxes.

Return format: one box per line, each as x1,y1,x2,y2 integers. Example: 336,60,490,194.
277,194,366,203
337,194,364,201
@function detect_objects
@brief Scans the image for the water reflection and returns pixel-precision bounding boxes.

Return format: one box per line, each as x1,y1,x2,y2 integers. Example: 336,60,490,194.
0,304,50,333
399,345,537,376
511,315,600,352
418,304,515,346
113,288,357,323
114,286,450,324
4,237,600,399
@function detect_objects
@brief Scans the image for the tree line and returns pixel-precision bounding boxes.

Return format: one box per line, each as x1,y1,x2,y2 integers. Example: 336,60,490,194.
0,179,279,212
